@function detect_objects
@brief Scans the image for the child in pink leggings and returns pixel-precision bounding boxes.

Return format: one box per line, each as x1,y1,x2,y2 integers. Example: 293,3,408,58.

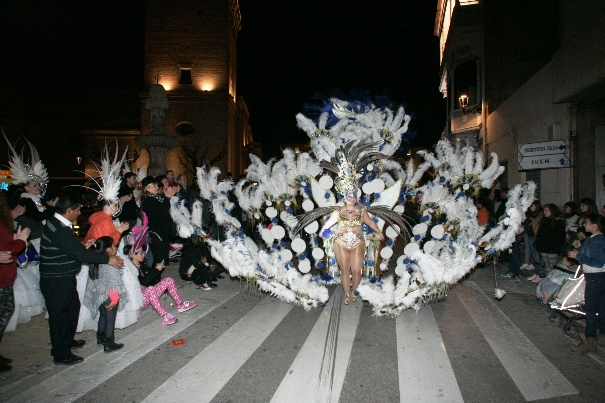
123,241,197,325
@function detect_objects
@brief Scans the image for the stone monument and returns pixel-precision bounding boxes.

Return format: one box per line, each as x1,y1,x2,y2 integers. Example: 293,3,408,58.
135,84,179,176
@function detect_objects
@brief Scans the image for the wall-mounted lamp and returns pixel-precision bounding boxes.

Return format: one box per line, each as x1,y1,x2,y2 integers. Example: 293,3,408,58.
458,94,482,114
76,156,82,165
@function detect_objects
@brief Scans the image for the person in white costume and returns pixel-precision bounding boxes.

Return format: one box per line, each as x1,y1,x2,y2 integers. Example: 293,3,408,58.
3,135,52,330
76,146,143,332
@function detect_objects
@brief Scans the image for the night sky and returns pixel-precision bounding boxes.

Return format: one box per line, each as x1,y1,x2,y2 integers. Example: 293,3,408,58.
0,1,444,160
238,1,445,157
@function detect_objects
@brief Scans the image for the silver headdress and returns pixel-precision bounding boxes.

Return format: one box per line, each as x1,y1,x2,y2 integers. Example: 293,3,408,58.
319,137,389,198
4,132,49,196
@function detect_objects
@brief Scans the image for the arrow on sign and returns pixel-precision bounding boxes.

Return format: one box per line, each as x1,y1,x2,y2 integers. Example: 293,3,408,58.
518,140,569,157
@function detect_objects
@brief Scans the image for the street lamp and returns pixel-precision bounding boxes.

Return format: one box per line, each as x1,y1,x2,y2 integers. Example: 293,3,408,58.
458,94,482,114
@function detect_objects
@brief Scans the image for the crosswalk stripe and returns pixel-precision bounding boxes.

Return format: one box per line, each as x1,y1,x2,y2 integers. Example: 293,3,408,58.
454,281,578,401
142,296,294,403
396,306,464,403
6,288,240,403
271,287,363,403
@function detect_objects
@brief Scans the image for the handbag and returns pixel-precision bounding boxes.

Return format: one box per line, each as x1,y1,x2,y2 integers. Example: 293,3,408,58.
16,241,40,267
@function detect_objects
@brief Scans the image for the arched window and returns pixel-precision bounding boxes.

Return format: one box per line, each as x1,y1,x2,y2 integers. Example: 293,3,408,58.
175,122,195,136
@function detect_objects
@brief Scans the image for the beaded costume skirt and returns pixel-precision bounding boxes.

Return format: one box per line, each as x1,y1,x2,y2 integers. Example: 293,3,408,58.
334,230,364,250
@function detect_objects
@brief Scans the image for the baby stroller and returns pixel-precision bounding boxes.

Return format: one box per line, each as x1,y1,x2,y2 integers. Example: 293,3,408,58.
549,266,585,338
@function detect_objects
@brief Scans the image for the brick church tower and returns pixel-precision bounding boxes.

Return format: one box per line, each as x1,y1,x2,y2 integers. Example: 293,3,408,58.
142,0,252,178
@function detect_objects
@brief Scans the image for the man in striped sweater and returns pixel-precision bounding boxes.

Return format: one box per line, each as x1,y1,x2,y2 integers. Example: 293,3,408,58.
40,196,124,365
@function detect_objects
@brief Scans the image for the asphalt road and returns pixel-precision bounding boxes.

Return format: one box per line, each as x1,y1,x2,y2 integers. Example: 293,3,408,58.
1,263,604,403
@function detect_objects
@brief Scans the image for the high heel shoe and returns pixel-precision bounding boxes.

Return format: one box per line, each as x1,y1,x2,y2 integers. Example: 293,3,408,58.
344,294,350,305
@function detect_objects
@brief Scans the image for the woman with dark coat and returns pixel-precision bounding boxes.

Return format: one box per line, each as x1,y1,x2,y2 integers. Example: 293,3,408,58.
531,204,566,282
139,177,178,268
0,193,30,372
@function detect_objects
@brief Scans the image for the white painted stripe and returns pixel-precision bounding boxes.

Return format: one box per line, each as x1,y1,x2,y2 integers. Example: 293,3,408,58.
455,281,578,401
396,306,464,403
7,288,240,403
271,287,362,403
143,297,294,403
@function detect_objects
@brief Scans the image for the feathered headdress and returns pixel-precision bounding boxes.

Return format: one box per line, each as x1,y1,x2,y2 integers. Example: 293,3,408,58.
128,212,151,256
122,151,148,183
4,132,49,195
82,143,128,204
320,137,390,198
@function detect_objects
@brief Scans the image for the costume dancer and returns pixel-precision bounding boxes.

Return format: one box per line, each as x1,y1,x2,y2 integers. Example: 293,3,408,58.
298,139,413,305
4,135,50,328
76,146,143,332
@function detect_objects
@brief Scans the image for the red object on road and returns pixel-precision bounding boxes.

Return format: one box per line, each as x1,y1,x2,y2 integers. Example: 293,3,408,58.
171,338,186,346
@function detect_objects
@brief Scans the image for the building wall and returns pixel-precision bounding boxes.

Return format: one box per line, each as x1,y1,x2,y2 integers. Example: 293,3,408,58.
486,62,571,207
140,0,251,177
573,102,605,204
437,0,605,211
156,92,233,177
552,2,605,103
144,0,236,93
483,0,559,112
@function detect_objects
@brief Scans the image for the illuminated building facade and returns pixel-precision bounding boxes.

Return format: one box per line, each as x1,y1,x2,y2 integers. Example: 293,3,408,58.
435,0,605,205
141,0,253,178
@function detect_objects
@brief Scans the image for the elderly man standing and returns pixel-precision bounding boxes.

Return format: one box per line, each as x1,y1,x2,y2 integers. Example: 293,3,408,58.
40,196,124,365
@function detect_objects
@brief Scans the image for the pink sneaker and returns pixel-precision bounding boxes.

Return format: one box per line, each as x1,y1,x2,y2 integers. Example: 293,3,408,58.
161,313,178,325
177,300,198,313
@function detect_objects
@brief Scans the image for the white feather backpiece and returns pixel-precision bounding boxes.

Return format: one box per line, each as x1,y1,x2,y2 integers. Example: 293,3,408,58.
85,144,128,203
172,100,533,316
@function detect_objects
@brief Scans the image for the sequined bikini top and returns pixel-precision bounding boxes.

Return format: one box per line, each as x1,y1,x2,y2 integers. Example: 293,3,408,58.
337,207,363,229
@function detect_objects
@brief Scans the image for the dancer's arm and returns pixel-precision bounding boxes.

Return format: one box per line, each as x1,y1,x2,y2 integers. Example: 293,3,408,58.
319,211,340,238
362,209,384,240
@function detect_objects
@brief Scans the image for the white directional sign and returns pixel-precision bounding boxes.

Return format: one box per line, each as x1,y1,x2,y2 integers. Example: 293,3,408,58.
518,154,569,170
518,140,568,157
518,140,569,171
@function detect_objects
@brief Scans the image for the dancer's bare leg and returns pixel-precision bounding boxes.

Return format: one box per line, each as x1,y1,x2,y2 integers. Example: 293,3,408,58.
350,242,365,297
334,243,351,298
